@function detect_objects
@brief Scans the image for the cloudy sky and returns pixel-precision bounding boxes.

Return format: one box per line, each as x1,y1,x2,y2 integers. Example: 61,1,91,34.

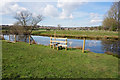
0,0,114,27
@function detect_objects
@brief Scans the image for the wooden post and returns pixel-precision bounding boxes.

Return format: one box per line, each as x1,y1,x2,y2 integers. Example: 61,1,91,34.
29,35,31,45
50,37,52,48
54,31,56,49
54,31,56,41
57,46,59,50
53,44,55,49
65,38,67,50
2,34,4,40
82,38,85,53
14,34,16,42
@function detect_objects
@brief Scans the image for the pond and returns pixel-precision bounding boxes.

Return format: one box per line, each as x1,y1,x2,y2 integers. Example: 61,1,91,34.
3,35,119,54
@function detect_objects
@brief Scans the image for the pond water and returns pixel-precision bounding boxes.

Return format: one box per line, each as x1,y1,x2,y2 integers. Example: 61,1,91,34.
3,35,119,54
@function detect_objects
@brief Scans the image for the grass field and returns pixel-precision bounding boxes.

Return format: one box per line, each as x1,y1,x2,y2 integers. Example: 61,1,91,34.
2,30,118,39
2,40,118,78
32,30,118,39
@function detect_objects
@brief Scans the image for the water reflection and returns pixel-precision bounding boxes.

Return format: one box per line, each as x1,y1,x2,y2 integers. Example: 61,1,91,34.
3,35,119,54
4,35,34,43
88,40,98,47
101,39,119,55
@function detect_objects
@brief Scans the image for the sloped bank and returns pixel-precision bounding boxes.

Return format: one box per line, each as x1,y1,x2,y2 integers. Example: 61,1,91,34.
2,40,118,78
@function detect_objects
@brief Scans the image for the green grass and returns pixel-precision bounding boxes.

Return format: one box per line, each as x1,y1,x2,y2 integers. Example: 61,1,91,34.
2,40,118,78
32,30,118,38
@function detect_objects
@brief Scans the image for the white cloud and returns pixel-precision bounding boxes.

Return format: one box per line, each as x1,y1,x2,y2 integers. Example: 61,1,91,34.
90,13,103,24
0,0,15,7
0,0,27,15
43,4,59,17
90,19,102,23
57,0,83,19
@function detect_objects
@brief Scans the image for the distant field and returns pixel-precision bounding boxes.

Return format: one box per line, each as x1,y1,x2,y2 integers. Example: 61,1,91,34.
2,40,118,78
2,30,118,37
32,30,118,39
2,30,118,39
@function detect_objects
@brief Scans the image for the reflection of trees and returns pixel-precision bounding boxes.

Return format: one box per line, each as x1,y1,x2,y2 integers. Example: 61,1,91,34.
101,39,119,54
17,35,29,42
10,35,34,43
10,35,15,41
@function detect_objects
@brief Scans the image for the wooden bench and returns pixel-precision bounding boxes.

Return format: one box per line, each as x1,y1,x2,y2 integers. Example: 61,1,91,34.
50,37,67,50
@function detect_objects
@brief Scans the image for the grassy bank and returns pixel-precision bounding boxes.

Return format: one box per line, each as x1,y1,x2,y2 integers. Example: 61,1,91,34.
32,30,118,40
2,30,118,40
2,40,118,78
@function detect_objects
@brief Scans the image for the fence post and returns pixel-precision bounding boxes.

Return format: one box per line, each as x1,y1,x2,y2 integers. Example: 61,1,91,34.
53,44,55,49
2,34,5,40
65,38,67,50
82,38,85,53
29,35,31,45
14,34,16,42
50,37,52,48
53,31,56,49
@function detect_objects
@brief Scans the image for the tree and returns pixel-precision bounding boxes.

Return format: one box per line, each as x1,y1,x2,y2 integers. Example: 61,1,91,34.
57,24,61,30
102,17,118,31
98,26,102,30
118,2,120,32
11,11,43,35
102,2,119,31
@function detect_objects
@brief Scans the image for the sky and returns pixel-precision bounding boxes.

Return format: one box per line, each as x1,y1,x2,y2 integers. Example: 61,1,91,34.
0,0,114,27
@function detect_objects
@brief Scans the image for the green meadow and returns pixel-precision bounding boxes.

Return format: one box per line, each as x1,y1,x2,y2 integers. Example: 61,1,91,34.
32,30,118,39
2,40,118,78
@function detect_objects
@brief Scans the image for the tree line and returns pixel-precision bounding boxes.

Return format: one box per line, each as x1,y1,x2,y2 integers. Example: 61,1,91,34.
102,2,120,31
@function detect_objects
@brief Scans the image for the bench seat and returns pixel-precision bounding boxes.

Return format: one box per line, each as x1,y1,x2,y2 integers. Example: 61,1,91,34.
50,37,67,50
57,44,67,47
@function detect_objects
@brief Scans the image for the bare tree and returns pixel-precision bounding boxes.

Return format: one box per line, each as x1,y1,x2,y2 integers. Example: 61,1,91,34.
107,3,118,20
12,11,43,35
57,24,61,30
102,2,119,31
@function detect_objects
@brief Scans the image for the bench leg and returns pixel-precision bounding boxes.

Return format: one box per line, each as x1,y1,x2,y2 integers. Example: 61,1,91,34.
65,47,67,51
53,44,55,49
57,46,59,50
50,45,51,48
